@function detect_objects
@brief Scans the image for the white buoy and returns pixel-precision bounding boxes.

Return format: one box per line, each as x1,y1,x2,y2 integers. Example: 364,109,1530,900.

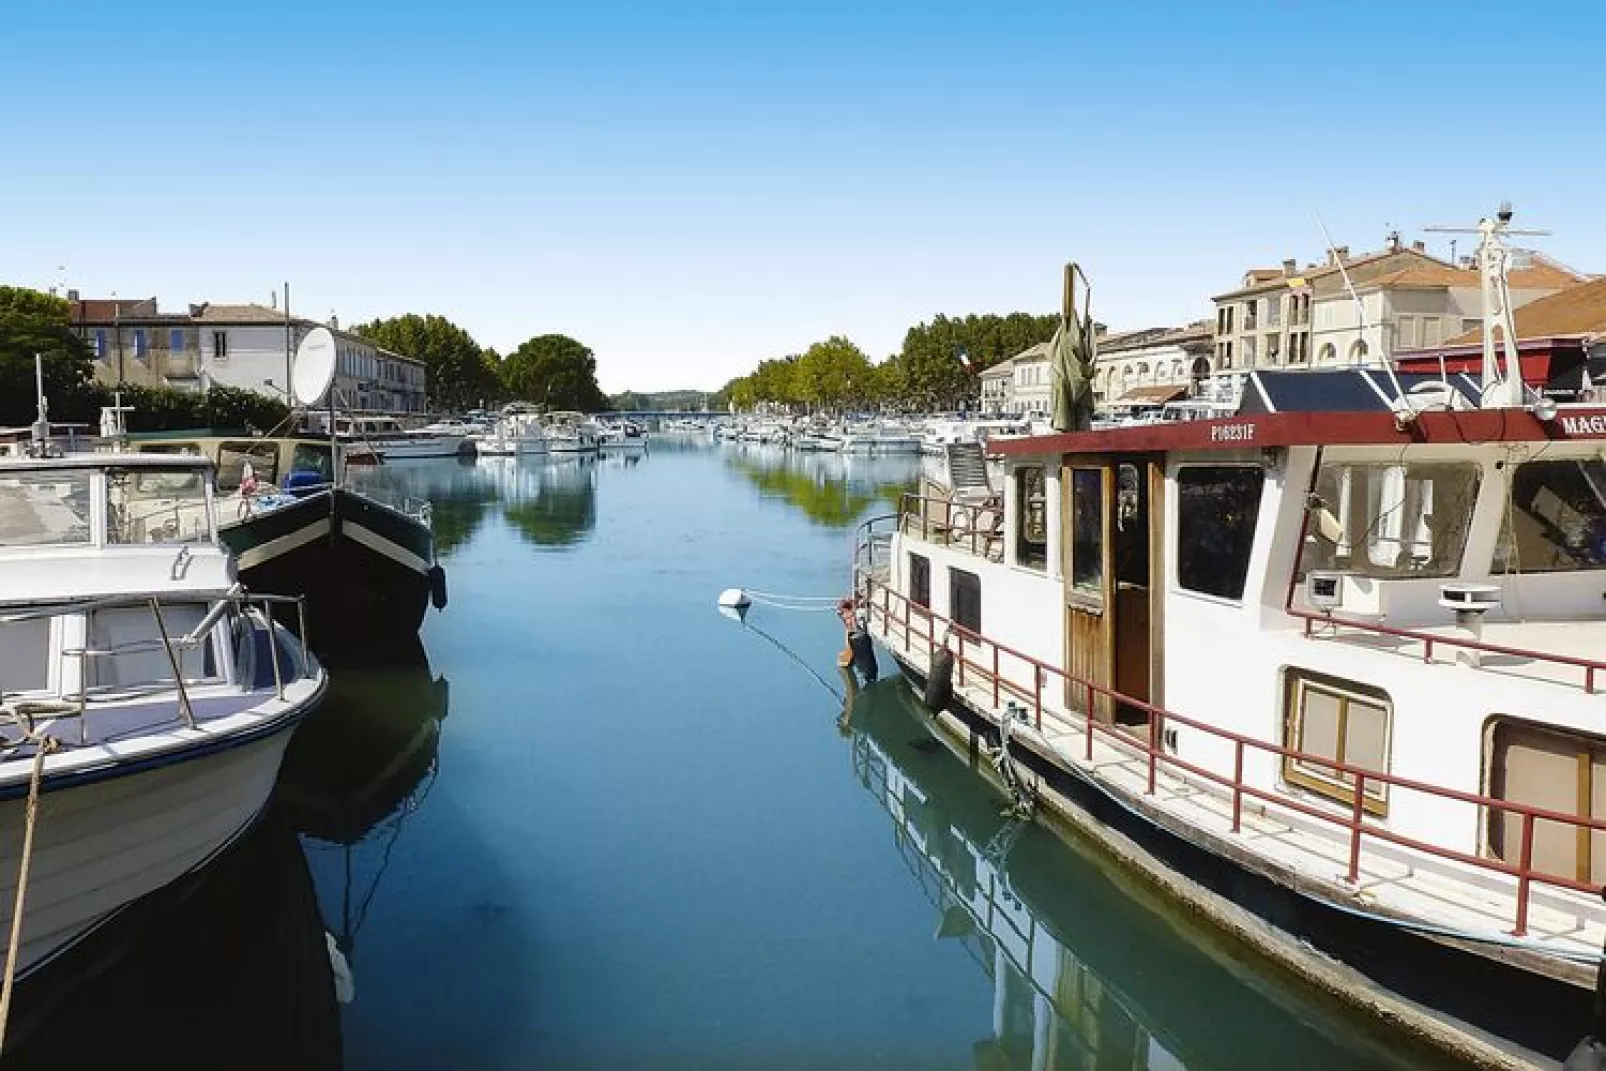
717,588,751,611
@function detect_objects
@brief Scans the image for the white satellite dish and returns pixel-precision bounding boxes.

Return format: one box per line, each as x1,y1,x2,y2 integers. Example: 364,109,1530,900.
291,326,338,407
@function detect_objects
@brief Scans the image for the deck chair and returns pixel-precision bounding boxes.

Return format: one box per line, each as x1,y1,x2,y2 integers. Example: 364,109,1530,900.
945,443,1003,560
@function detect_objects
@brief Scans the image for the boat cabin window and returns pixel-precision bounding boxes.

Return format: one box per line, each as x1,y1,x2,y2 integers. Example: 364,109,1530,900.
290,443,335,484
216,442,279,493
88,603,213,689
1494,459,1606,573
1282,670,1391,815
909,553,930,608
0,618,51,692
106,467,210,544
1069,468,1104,604
1487,719,1606,883
0,470,92,546
1302,461,1479,579
1176,466,1263,600
1013,465,1047,571
950,568,981,634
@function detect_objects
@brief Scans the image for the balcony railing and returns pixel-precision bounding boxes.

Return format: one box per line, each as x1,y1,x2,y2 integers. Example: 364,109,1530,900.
899,492,1004,562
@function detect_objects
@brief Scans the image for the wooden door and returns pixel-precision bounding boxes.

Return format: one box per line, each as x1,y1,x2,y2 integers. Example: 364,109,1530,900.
1063,460,1115,721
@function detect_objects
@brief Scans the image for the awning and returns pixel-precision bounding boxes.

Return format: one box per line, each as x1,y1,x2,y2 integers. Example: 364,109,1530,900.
1114,384,1187,406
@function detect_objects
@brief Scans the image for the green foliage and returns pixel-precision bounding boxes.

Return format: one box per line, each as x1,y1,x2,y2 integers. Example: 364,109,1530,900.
606,388,717,411
352,313,502,410
102,383,290,433
501,334,608,411
792,336,875,411
0,286,95,426
721,311,1057,414
728,457,914,528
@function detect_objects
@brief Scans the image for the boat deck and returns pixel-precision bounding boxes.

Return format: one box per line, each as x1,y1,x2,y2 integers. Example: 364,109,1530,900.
1302,617,1606,692
873,612,1606,983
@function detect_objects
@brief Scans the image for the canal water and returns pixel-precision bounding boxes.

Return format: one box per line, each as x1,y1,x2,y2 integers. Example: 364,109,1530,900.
8,438,1453,1069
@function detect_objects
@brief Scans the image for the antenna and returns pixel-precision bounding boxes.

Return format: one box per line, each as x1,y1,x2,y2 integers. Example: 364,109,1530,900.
1314,210,1409,414
1424,202,1551,409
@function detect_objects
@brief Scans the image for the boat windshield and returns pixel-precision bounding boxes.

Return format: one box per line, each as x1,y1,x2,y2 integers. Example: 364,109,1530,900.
107,467,211,544
1494,458,1606,573
0,470,93,546
1302,461,1480,579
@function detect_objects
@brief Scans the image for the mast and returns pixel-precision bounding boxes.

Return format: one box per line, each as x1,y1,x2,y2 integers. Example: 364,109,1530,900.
1425,203,1549,409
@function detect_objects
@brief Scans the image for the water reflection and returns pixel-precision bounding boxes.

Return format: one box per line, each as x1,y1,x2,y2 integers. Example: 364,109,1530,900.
844,679,1428,1071
4,809,340,1069
349,454,599,554
278,636,449,959
724,443,919,527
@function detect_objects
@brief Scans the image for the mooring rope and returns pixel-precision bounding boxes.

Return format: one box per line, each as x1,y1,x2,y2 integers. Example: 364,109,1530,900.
0,732,59,1055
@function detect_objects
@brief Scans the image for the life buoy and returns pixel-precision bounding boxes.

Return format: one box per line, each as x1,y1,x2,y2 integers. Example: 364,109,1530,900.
428,564,448,610
923,648,954,714
848,629,878,683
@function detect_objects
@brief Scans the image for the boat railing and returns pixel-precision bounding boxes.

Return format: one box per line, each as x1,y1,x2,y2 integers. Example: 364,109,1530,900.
1,591,314,743
852,513,898,587
860,571,1606,939
898,493,1004,563
1285,606,1606,695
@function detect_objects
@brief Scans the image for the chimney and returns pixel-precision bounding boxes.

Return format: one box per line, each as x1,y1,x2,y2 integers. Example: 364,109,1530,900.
1385,230,1401,252
270,290,277,310
1458,255,1475,269
328,312,340,330
1335,245,1350,263
1282,258,1297,277
189,303,208,317
66,288,80,302
1411,239,1426,253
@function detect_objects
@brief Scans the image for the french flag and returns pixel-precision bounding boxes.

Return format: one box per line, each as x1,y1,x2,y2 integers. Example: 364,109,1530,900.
957,345,973,373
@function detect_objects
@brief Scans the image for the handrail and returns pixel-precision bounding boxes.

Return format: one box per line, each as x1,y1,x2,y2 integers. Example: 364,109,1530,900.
1287,606,1606,695
898,492,1004,561
861,572,1606,938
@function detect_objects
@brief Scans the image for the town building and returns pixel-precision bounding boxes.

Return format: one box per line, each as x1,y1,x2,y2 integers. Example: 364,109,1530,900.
1007,342,1051,418
1211,234,1583,375
979,356,1016,414
1396,274,1606,400
65,295,427,414
1092,322,1213,409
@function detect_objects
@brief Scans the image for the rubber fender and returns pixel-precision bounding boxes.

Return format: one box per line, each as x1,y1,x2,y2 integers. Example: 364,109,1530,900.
848,629,879,683
923,648,954,714
428,564,449,610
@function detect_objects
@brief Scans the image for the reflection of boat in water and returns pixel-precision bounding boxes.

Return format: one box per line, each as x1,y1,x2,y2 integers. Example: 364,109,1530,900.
277,637,448,955
845,679,1426,1071
4,808,340,1068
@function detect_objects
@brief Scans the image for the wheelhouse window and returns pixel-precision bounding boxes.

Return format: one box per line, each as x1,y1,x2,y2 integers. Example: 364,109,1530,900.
107,467,211,544
950,568,981,634
1014,465,1047,571
1069,468,1103,603
909,553,930,608
0,470,93,546
88,603,213,689
1495,458,1606,572
1177,465,1264,600
1282,670,1391,814
290,443,335,484
216,442,280,493
1302,462,1479,579
0,619,51,692
1488,719,1606,883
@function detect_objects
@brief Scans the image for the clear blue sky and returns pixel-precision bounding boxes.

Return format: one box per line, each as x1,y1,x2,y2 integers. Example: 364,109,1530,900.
3,0,1601,392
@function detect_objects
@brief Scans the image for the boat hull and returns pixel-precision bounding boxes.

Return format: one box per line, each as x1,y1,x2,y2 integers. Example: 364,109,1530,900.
221,489,434,654
0,725,299,982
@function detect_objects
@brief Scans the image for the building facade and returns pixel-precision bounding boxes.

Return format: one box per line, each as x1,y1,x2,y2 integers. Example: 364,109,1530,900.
1092,323,1213,409
979,357,1016,414
68,296,427,414
1007,343,1051,418
1211,235,1582,375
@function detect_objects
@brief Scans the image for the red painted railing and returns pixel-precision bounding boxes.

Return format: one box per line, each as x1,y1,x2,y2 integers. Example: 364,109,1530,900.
859,571,1606,939
899,493,1003,561
1286,606,1606,694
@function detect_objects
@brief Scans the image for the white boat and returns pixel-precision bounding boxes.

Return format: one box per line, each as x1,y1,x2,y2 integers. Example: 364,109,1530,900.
543,412,601,455
0,450,325,981
472,413,549,457
331,416,470,460
597,421,648,452
851,219,1606,1063
920,418,1031,456
841,423,922,455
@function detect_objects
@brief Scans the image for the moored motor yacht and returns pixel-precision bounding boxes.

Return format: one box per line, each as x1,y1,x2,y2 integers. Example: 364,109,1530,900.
851,214,1606,1063
543,412,601,455
0,450,325,982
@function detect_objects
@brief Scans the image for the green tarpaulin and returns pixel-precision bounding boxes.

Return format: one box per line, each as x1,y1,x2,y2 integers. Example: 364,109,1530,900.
1049,262,1097,432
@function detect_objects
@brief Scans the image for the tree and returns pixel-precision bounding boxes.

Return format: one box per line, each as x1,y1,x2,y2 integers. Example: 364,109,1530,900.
0,287,94,426
793,336,874,412
894,311,1058,410
353,313,501,411
500,334,608,412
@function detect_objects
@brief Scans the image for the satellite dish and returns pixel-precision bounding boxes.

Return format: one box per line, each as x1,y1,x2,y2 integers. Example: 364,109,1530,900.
292,327,337,406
